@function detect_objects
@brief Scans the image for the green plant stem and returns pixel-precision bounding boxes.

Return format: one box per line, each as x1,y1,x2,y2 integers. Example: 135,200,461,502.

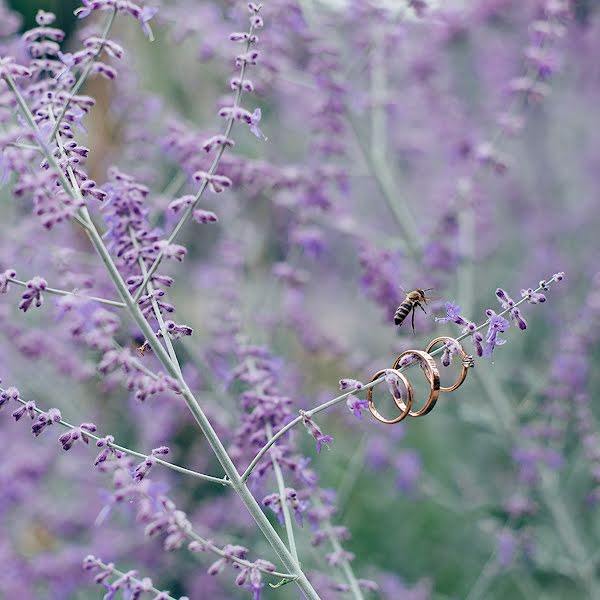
128,227,182,376
49,8,117,141
5,389,227,485
133,25,256,303
8,277,125,308
266,422,300,564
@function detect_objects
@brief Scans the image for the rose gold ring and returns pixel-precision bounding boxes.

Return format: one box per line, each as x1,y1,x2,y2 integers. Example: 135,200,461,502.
367,368,413,424
392,350,440,417
425,336,473,393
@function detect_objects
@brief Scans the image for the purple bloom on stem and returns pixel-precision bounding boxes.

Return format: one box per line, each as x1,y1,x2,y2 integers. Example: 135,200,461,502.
521,288,546,304
0,269,16,294
316,434,333,454
495,288,527,329
249,108,267,140
300,410,333,453
139,6,159,40
18,276,47,312
339,378,363,391
435,301,468,326
483,310,510,357
0,386,20,409
31,407,62,436
346,395,369,419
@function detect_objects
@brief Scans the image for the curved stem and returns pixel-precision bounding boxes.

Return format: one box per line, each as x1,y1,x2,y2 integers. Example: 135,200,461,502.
241,275,562,481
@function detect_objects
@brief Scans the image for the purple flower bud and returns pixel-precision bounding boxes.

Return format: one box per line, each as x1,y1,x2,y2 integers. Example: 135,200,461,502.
12,400,36,421
201,134,235,153
18,276,47,312
299,410,333,453
31,407,61,436
339,378,363,391
483,310,510,357
346,395,369,419
192,209,218,224
0,269,16,293
521,288,546,304
1,386,20,409
435,301,468,326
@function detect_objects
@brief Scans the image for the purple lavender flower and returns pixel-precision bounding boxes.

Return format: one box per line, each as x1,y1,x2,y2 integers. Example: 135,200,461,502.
346,395,369,418
339,378,364,391
483,310,510,357
18,276,47,312
0,269,16,294
58,422,97,450
248,108,267,140
31,407,62,436
299,410,333,453
435,301,468,326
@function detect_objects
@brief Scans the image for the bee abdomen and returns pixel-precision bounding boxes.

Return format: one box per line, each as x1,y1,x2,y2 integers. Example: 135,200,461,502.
394,301,412,326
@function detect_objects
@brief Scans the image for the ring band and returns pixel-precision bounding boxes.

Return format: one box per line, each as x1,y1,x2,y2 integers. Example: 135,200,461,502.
424,336,473,393
392,350,440,417
367,368,413,424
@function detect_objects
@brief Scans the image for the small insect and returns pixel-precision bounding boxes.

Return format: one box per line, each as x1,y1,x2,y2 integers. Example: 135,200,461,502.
394,288,434,332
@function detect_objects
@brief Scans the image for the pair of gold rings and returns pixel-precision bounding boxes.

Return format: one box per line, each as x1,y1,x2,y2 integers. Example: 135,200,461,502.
367,336,475,424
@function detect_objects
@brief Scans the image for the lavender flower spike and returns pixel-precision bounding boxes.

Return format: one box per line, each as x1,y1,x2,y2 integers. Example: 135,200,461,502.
436,301,468,326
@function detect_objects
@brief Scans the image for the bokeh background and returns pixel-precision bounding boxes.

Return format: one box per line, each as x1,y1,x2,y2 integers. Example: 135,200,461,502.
1,0,600,599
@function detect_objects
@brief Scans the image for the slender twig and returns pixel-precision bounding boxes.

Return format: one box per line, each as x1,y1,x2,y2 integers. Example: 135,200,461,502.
266,422,300,564
132,25,256,303
128,226,182,376
240,274,562,481
8,277,125,308
185,530,296,581
49,8,117,142
86,557,178,600
2,388,228,485
313,499,365,600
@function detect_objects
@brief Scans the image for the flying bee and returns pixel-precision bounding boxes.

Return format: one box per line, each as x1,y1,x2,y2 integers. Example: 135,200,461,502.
394,288,434,332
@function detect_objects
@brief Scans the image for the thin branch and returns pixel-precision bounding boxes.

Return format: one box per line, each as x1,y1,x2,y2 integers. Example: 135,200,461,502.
313,499,365,600
86,556,178,600
132,25,256,303
266,422,300,564
129,226,183,376
8,277,126,308
2,388,228,485
49,8,117,141
241,274,563,481
186,529,297,582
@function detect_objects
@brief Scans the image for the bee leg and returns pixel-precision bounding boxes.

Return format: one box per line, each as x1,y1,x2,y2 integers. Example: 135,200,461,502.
416,302,427,314
411,307,416,333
